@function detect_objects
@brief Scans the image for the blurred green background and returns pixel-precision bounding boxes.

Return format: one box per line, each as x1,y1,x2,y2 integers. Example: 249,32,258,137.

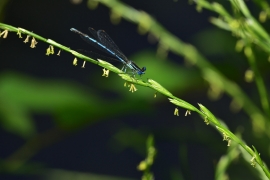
0,0,270,180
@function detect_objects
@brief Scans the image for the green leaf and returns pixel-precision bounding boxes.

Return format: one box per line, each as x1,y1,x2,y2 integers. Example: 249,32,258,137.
252,145,263,166
0,101,35,138
98,59,122,74
168,98,198,112
148,79,172,97
198,103,220,125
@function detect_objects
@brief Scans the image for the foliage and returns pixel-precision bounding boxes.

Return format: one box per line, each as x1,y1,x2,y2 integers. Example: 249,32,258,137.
1,0,270,179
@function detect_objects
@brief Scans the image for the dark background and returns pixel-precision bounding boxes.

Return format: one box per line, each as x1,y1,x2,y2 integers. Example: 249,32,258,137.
0,0,268,180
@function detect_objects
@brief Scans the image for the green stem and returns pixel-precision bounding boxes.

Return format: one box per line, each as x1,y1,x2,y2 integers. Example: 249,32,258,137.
244,45,270,117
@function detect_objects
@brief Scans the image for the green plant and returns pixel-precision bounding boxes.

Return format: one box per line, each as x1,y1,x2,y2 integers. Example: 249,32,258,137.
1,0,270,179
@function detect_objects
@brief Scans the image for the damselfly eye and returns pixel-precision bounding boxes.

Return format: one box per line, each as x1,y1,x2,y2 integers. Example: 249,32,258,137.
142,67,146,72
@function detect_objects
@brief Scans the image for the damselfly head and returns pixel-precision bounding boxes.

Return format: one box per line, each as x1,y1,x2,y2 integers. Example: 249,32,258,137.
138,66,146,76
142,67,146,72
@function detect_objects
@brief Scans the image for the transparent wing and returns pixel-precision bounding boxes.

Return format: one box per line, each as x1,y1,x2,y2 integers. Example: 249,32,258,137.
94,28,129,62
71,28,119,58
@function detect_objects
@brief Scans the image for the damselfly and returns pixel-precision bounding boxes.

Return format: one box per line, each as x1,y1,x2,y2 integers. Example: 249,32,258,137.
70,27,146,76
